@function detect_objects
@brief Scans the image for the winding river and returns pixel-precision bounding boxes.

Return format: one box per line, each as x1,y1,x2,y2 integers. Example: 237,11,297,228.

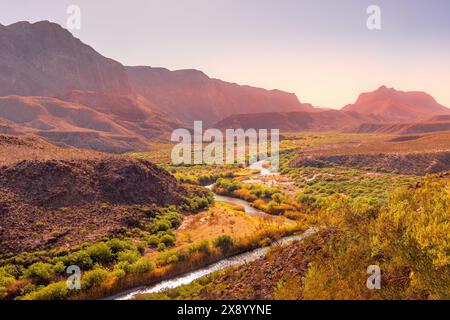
111,160,313,300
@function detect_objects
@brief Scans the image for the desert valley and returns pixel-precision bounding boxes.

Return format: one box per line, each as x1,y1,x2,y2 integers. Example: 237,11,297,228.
0,20,449,300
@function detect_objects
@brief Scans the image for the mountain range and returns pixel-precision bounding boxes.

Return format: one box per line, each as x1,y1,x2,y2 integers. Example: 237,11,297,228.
0,20,449,152
216,86,450,133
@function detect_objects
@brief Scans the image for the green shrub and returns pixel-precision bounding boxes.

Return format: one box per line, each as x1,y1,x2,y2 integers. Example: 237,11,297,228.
53,261,66,275
157,249,183,265
213,235,234,252
87,243,113,264
155,220,171,232
117,250,141,264
160,234,176,246
113,267,126,279
106,239,133,253
271,193,286,204
188,240,211,255
21,283,39,296
129,258,153,274
296,193,320,211
0,268,15,299
22,281,68,300
60,251,93,269
23,262,55,284
163,211,183,228
147,236,160,247
81,267,109,290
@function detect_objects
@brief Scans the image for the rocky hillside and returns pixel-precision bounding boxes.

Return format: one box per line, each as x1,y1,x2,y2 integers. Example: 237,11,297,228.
126,66,317,125
213,110,377,132
0,135,197,254
0,95,154,153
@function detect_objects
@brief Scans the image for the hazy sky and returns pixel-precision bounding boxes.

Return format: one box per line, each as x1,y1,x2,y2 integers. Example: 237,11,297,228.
1,0,450,108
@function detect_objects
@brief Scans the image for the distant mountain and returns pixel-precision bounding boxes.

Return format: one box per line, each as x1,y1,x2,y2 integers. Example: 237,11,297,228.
126,66,317,125
0,21,186,151
0,20,322,151
0,21,133,96
429,114,450,121
342,86,450,122
213,110,377,132
215,87,450,132
351,121,450,135
1,21,449,150
0,95,154,152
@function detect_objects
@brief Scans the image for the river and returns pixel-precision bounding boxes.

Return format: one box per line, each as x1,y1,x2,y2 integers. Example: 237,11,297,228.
111,159,313,300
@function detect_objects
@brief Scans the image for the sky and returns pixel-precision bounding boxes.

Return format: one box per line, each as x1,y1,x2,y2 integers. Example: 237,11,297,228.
1,0,450,109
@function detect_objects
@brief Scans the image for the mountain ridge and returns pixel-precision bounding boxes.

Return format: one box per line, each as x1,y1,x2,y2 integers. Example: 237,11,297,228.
1,20,449,150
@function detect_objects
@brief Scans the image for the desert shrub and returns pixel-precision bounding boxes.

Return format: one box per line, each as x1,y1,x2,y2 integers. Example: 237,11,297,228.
113,267,126,280
23,262,55,284
234,189,257,202
22,281,68,300
156,249,181,266
0,268,15,298
147,236,160,247
271,193,286,204
296,193,321,212
53,261,66,275
181,185,214,212
59,251,93,270
266,201,284,215
304,176,450,300
157,243,166,251
81,267,109,290
250,185,279,199
373,178,450,299
2,264,22,278
129,258,153,274
181,195,213,212
87,243,113,264
198,174,218,186
160,234,176,246
213,179,241,194
20,283,39,296
117,250,141,264
154,220,171,232
213,235,234,252
188,240,211,256
106,239,134,253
